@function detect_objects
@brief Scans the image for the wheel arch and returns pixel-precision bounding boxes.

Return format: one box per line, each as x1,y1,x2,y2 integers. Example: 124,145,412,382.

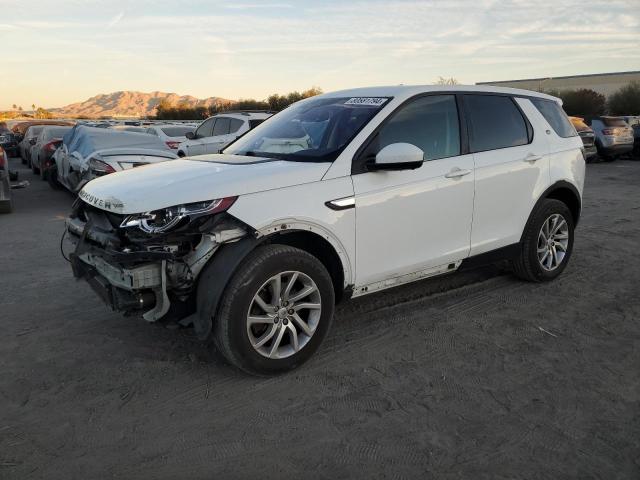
522,181,582,243
192,224,351,340
262,229,348,304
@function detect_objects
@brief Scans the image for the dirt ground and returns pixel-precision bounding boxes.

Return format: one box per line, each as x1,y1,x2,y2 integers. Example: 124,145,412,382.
1,155,639,479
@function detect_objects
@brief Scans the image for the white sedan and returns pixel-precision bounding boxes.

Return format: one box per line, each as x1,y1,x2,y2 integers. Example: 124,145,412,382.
144,125,196,150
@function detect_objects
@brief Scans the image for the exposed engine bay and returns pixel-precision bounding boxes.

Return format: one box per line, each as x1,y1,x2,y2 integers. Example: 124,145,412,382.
65,198,250,325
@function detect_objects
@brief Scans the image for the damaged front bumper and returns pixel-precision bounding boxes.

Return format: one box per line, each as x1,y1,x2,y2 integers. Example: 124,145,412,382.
65,202,247,323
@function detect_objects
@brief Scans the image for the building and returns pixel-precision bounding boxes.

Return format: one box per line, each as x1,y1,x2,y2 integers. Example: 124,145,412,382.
477,71,640,97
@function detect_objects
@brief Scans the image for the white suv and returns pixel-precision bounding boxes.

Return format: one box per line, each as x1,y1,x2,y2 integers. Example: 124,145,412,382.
66,85,585,375
176,111,272,157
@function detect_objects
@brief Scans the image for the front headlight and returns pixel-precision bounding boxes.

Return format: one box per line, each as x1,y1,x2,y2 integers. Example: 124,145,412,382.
120,197,237,234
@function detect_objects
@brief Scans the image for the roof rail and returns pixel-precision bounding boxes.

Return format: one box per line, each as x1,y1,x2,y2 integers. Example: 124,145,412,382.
213,110,277,116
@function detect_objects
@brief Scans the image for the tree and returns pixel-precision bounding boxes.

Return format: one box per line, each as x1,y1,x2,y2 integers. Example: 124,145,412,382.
18,106,23,112
556,89,606,117
153,88,323,120
31,103,35,111
36,107,53,119
12,104,17,110
435,77,459,85
608,81,640,115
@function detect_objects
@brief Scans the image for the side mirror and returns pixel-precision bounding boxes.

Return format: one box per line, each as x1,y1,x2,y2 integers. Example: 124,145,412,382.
367,143,424,171
185,131,195,140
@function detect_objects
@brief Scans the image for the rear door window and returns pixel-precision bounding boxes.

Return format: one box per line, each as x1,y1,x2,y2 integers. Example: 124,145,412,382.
228,118,244,134
464,95,530,152
531,98,576,138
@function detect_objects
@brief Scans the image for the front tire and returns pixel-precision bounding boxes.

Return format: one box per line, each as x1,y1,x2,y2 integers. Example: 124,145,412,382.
212,244,335,375
513,199,575,282
47,165,62,190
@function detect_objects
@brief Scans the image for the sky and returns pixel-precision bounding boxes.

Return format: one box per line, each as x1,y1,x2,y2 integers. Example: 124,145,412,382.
0,0,638,109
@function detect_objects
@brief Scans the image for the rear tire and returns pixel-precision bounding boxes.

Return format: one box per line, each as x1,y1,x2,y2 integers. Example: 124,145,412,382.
211,244,335,376
513,199,575,282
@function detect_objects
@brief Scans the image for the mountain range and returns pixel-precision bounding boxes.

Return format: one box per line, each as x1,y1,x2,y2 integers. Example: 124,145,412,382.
51,91,231,118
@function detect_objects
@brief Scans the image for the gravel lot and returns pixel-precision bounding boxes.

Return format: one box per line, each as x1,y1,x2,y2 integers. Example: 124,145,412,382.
1,155,639,479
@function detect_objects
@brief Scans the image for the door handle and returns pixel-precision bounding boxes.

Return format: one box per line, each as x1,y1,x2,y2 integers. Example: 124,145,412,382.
444,167,472,179
523,153,542,163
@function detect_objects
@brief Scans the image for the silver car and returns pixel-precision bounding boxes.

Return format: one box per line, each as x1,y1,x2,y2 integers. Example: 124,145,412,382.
590,116,634,161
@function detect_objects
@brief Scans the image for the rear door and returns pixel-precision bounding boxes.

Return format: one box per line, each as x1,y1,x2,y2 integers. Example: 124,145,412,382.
464,94,550,256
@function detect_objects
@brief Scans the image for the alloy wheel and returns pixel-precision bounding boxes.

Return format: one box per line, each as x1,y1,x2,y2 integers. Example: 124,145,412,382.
246,271,322,359
537,213,569,271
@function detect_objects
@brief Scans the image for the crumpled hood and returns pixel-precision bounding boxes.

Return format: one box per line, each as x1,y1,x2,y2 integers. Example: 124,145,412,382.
78,154,331,214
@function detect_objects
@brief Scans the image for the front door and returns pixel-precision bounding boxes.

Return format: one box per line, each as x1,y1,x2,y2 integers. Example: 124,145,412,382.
188,118,215,156
352,94,475,287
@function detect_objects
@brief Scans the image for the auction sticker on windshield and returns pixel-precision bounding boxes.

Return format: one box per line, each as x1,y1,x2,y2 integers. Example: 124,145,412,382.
344,97,389,107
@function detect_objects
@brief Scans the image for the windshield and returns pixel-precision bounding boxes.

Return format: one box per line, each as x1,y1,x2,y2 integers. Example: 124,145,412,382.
224,96,390,162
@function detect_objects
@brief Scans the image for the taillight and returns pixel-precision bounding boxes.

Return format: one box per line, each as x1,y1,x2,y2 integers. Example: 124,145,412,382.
88,158,116,175
0,149,5,168
166,141,180,149
602,128,614,135
45,141,59,153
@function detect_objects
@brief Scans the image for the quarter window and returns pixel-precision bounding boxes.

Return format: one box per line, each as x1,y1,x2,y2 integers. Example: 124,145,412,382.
531,98,576,138
374,95,461,161
213,117,231,136
465,95,530,152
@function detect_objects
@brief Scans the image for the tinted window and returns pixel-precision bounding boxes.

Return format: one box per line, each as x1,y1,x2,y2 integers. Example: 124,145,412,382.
602,117,627,127
531,98,576,138
195,118,214,138
161,126,195,137
228,118,244,134
212,117,231,136
376,95,460,160
465,95,529,152
248,119,265,130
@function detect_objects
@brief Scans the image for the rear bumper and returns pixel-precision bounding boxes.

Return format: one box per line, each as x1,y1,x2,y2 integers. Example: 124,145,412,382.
598,143,633,156
584,145,597,159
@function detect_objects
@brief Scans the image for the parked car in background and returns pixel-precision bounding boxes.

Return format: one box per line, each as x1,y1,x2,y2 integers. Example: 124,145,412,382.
569,117,597,162
50,126,178,193
177,111,273,157
30,125,74,177
19,125,46,165
12,120,74,143
145,124,196,150
65,86,584,374
0,131,19,158
110,125,151,134
589,116,634,161
0,146,12,213
618,116,640,157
